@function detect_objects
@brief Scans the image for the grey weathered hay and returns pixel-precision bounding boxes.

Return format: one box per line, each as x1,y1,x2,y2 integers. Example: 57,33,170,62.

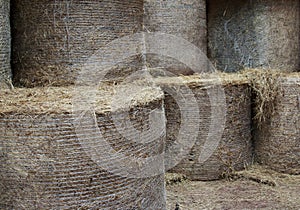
144,0,207,75
208,0,300,72
157,74,253,181
0,85,166,209
11,0,144,87
0,0,11,89
248,70,300,175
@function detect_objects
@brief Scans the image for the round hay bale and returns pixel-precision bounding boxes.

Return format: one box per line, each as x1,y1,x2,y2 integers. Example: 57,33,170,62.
0,85,166,209
208,0,300,72
0,0,11,88
11,0,144,87
144,0,207,75
253,72,300,175
157,74,253,181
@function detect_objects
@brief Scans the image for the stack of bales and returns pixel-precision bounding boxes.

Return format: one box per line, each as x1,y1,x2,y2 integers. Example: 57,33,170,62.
11,0,144,87
208,0,300,176
0,84,166,209
144,0,207,75
2,0,168,208
143,0,254,180
156,74,253,181
0,0,11,88
208,0,300,72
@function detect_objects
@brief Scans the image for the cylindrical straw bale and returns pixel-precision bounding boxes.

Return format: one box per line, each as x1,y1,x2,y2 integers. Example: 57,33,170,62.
144,0,207,75
11,0,144,87
0,85,166,209
0,0,11,88
157,74,253,181
208,0,300,72
254,72,300,175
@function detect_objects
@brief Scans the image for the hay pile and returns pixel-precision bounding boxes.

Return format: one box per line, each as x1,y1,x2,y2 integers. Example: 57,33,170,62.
11,0,144,87
208,0,300,72
0,84,166,209
0,0,11,88
247,70,300,175
157,73,253,181
144,0,207,75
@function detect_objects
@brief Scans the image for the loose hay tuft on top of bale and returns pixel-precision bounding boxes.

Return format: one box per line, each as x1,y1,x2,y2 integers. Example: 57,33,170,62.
156,73,253,181
243,69,282,126
11,0,144,87
0,84,166,209
247,70,300,175
208,0,300,72
0,0,11,89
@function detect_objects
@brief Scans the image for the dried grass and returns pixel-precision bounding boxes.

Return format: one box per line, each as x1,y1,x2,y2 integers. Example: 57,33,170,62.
208,0,300,72
165,173,188,186
166,164,300,209
242,68,283,127
0,83,163,115
0,0,11,89
245,70,300,175
0,83,166,209
143,0,207,75
157,73,253,181
11,0,144,87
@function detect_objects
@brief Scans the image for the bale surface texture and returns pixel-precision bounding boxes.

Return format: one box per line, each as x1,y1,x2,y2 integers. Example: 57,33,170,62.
254,72,300,175
0,85,166,209
208,0,300,72
11,0,143,87
159,74,253,181
144,0,207,75
0,0,11,88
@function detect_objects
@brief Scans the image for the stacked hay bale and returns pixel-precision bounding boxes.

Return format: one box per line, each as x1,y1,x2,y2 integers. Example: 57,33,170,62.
208,0,300,72
144,0,207,75
0,0,11,88
0,84,166,209
11,0,144,87
247,70,300,175
157,74,253,181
